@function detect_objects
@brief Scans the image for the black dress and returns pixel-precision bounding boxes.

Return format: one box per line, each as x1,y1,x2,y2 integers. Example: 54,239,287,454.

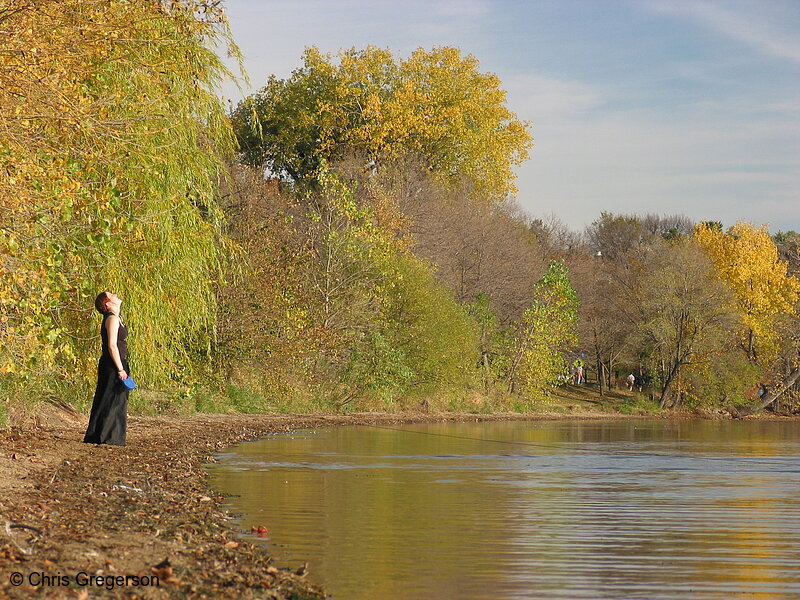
83,312,129,446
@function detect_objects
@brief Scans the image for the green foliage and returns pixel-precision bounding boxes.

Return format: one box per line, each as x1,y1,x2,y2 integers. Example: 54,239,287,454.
510,261,579,400
3,11,551,416
226,384,270,414
384,255,480,391
340,332,414,402
306,173,481,407
683,352,760,408
466,294,512,391
773,230,800,245
0,373,13,428
12,5,771,417
617,394,661,415
701,221,724,232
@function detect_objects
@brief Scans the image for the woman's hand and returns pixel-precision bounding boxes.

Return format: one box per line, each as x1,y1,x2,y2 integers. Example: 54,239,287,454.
118,369,128,380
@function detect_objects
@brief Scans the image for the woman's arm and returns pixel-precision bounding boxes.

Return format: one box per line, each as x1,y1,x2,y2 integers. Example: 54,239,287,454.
106,315,128,380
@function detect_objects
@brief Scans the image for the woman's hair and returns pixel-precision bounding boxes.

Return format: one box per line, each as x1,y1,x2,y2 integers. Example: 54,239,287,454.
94,291,110,314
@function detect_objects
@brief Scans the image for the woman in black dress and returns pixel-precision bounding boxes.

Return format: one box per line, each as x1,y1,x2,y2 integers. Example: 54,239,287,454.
84,291,130,446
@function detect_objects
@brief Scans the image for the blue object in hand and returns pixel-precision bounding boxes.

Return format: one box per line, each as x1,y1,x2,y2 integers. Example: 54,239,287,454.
120,375,137,390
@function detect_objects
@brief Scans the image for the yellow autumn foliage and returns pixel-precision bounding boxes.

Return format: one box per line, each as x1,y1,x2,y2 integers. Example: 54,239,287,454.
233,45,532,202
694,222,800,360
0,0,240,389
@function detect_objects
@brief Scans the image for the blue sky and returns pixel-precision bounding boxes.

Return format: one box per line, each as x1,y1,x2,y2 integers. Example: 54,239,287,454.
219,0,800,232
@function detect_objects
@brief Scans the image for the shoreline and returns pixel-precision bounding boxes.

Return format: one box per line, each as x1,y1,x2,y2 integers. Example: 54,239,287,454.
0,409,795,599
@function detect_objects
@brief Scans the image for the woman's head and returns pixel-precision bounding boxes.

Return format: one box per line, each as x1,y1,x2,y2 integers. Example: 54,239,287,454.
95,291,121,314
95,292,110,314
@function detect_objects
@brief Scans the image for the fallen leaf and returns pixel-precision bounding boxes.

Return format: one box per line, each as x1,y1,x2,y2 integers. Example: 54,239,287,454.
295,562,309,577
151,558,173,580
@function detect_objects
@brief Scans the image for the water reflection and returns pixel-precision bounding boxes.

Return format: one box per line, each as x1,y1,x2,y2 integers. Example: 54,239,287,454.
208,420,800,599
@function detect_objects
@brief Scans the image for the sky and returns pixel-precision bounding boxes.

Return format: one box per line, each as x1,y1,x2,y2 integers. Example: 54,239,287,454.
218,0,800,233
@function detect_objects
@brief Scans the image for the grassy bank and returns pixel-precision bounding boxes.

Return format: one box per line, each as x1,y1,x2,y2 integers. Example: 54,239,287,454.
0,379,732,430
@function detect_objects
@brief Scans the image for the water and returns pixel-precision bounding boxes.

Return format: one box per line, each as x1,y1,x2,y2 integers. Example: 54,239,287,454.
208,419,800,599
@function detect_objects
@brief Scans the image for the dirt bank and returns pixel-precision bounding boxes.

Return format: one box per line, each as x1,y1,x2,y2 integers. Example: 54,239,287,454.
0,409,629,599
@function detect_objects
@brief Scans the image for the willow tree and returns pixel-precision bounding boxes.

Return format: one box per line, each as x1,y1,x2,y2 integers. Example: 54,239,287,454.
0,0,241,395
232,45,532,202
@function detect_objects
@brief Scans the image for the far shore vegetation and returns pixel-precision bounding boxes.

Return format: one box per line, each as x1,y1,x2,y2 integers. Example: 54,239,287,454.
2,1,800,428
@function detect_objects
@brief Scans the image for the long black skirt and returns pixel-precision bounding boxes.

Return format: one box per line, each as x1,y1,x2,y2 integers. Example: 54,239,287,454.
83,355,129,446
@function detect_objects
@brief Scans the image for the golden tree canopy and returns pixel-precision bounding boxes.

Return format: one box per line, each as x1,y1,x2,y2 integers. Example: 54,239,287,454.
694,222,800,359
233,45,532,202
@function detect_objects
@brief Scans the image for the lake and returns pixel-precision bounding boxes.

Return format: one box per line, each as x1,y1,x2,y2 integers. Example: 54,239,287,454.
208,419,800,599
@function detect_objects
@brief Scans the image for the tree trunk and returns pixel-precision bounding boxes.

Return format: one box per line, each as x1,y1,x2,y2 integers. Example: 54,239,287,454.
597,358,604,397
752,367,800,412
608,357,614,389
482,350,491,393
659,363,680,409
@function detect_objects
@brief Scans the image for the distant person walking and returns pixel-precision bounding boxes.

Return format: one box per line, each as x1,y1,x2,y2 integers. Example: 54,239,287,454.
84,291,130,446
626,373,636,391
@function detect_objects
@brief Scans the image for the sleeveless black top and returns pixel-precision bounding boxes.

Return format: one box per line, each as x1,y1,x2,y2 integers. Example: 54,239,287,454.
100,312,128,361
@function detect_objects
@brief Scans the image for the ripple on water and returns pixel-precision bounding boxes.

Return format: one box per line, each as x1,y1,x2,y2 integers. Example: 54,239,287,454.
210,419,800,600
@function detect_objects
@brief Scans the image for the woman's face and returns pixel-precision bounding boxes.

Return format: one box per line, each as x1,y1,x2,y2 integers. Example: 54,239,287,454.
106,292,122,312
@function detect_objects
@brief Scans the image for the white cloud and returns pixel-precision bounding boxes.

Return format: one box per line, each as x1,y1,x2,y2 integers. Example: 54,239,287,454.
765,97,800,114
648,0,800,64
504,74,604,121
515,107,800,231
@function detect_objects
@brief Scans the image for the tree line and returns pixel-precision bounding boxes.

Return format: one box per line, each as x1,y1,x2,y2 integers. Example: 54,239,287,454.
568,215,800,412
1,2,798,421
